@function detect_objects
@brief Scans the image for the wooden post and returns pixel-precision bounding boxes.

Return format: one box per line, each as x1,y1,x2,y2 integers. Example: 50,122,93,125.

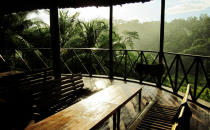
109,4,113,79
50,5,61,79
159,0,165,62
158,0,165,88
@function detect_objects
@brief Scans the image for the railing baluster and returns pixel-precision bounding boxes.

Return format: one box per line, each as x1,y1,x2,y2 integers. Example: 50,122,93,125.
179,57,197,99
92,51,108,75
142,52,148,65
177,55,189,90
140,51,143,64
196,83,208,101
163,55,175,91
124,50,127,81
193,57,199,102
60,57,72,74
127,51,141,76
161,55,176,85
73,49,90,75
199,58,210,88
152,54,159,64
174,55,179,93
15,49,32,71
89,50,92,77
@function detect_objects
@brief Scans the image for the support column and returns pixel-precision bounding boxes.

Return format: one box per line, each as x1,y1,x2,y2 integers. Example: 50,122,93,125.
109,4,113,79
158,0,165,87
50,5,61,79
159,0,165,63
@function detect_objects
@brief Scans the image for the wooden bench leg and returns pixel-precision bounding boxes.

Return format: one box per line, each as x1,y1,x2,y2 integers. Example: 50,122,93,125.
117,109,120,130
139,89,142,112
113,113,116,130
113,109,121,130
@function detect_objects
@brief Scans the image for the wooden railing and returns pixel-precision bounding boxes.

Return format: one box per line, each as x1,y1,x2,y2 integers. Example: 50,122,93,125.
130,84,191,130
171,84,191,130
0,48,209,103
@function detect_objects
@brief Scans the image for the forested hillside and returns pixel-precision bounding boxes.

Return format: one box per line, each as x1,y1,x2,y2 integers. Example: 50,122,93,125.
115,14,210,56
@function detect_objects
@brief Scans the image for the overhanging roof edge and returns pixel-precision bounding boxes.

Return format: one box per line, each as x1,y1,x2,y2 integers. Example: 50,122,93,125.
0,0,152,15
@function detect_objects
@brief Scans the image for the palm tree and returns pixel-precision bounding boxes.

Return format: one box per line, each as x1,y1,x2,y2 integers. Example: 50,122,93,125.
0,11,50,71
59,11,82,48
79,20,108,48
0,12,34,48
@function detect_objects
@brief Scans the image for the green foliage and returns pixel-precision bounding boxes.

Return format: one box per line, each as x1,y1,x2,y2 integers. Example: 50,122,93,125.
1,10,209,102
114,15,210,57
79,20,108,48
115,20,160,51
59,11,82,48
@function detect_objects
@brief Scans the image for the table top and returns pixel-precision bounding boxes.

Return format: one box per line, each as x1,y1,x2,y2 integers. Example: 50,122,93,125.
26,84,143,130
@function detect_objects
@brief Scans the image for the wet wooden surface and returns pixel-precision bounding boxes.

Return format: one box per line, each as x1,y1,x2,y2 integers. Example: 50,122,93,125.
82,77,210,130
24,77,209,130
26,84,143,130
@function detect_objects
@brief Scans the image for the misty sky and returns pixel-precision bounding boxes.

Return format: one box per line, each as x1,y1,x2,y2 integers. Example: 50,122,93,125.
28,0,210,24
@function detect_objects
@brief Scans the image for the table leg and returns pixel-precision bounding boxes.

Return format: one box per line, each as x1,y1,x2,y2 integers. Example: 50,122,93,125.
113,113,116,130
139,89,142,112
117,109,120,130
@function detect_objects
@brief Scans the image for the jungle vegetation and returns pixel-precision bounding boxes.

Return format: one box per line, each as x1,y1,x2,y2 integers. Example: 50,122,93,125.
0,10,209,102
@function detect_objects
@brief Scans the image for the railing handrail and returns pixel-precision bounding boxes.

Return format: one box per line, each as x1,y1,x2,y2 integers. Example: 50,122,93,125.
171,84,191,130
1,48,210,58
1,47,209,108
181,84,191,104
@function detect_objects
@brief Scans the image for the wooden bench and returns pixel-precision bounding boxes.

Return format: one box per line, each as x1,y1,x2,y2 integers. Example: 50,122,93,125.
130,84,192,130
0,70,85,129
0,68,54,102
26,84,143,130
0,68,54,130
32,73,84,121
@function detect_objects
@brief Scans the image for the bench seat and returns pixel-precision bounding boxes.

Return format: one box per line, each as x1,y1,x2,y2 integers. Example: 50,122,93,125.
32,73,84,121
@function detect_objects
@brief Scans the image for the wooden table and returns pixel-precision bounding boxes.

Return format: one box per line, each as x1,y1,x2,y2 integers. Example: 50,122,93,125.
26,84,143,130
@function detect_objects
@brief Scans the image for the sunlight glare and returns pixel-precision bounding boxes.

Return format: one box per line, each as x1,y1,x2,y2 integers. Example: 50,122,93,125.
95,80,108,89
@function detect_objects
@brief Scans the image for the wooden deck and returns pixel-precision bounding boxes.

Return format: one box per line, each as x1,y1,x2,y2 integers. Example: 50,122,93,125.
81,77,210,130
0,72,209,130
0,74,204,130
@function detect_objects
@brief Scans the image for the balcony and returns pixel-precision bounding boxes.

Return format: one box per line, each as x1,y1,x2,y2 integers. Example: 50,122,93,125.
1,48,209,103
0,48,209,129
0,0,210,129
